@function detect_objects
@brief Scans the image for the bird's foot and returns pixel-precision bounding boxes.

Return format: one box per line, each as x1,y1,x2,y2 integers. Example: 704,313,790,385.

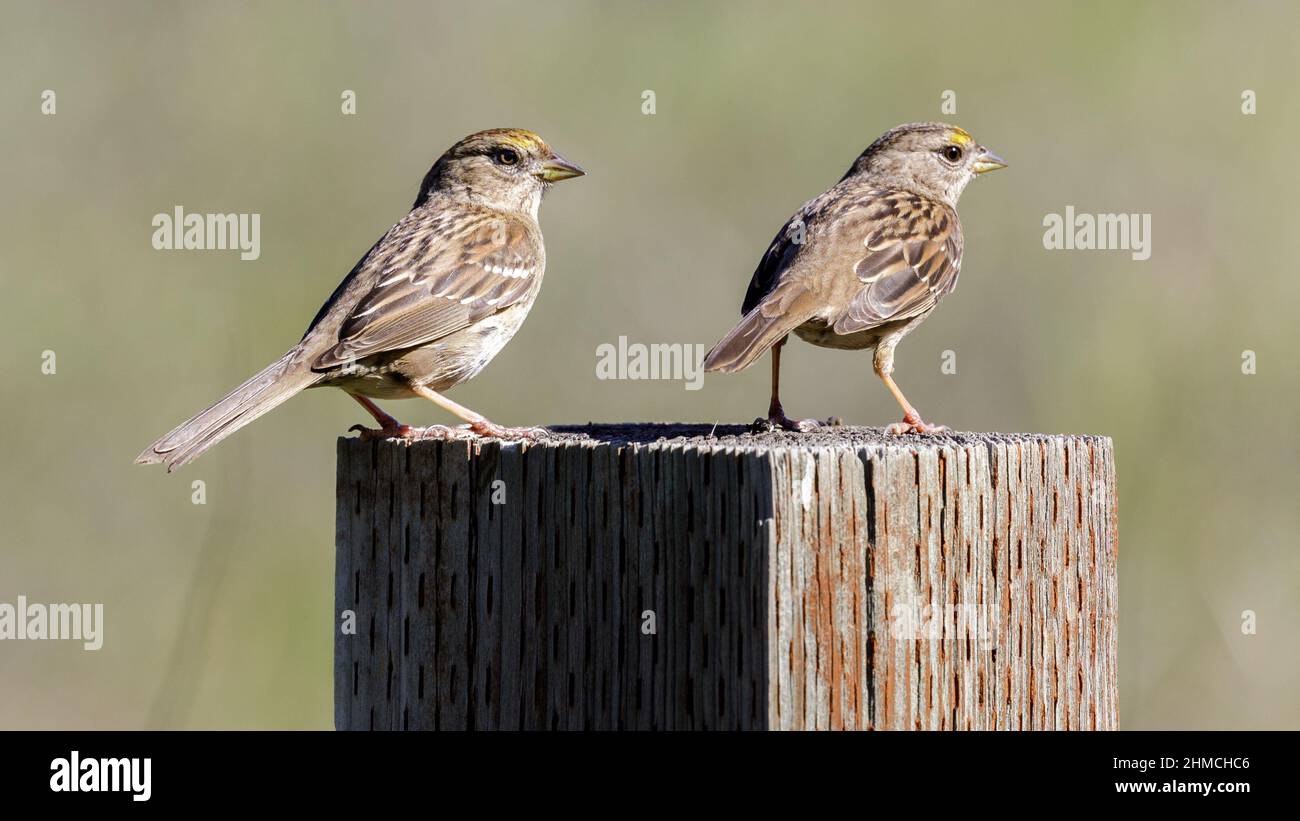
751,414,841,433
348,423,472,442
349,422,419,442
885,411,949,436
468,420,548,441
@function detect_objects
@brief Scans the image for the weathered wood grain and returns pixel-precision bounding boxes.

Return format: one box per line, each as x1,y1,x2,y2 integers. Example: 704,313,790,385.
335,424,1118,730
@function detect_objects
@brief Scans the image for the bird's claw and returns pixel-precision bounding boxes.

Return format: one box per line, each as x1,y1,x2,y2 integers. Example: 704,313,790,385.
751,414,838,433
350,421,545,442
885,412,949,436
349,423,470,442
468,421,548,441
349,423,418,441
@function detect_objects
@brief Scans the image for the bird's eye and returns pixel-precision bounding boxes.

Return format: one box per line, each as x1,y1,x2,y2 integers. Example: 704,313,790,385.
495,149,519,166
941,145,963,163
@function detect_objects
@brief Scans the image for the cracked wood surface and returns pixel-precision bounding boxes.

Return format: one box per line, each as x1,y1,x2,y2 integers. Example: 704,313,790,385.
335,424,1117,730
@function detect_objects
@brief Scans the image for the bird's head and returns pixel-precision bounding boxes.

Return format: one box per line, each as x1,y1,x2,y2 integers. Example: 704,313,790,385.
416,128,585,215
846,122,1005,205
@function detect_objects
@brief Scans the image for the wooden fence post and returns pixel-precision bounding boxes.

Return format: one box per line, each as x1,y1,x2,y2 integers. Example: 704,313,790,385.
334,424,1118,730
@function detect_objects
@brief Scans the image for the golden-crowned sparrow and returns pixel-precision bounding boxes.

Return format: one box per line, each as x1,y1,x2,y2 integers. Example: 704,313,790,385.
704,122,1005,433
137,128,583,471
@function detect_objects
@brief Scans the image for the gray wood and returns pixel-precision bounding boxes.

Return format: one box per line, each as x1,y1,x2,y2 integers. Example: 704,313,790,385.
335,424,1119,730
469,441,502,730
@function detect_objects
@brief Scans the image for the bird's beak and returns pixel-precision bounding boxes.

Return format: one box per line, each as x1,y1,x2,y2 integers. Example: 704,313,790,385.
972,147,1008,175
537,154,586,182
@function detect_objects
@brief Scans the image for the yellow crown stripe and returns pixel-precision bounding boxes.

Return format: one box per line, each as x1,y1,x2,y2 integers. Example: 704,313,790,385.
499,131,545,151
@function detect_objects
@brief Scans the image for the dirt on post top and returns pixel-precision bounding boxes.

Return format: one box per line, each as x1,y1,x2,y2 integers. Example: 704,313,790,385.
338,423,1111,452
524,423,1110,450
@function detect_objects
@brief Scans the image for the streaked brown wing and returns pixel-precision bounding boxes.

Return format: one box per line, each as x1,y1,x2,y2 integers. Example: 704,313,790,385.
833,191,962,334
741,215,803,316
313,211,541,370
740,187,840,316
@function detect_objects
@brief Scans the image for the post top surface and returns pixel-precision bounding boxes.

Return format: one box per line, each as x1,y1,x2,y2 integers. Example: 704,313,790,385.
341,423,1111,453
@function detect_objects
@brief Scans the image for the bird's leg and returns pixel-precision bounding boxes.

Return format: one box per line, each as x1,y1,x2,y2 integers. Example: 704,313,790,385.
409,384,546,441
348,394,427,440
874,351,948,435
753,337,836,433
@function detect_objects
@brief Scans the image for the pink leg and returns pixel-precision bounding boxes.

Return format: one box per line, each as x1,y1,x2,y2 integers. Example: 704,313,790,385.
348,394,419,441
753,337,838,432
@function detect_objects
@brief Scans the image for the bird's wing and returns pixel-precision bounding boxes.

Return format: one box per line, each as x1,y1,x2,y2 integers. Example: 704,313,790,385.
704,191,844,373
740,193,829,316
311,209,541,370
832,190,963,334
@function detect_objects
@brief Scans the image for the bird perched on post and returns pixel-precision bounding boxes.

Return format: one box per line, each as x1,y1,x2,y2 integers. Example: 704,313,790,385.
703,122,1005,434
136,128,584,471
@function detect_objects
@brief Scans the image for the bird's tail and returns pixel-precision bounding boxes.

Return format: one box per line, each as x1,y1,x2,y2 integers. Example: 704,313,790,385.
703,286,818,374
135,350,319,472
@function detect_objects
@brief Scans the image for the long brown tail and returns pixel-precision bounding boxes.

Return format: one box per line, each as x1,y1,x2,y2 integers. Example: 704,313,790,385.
704,287,817,374
135,349,319,472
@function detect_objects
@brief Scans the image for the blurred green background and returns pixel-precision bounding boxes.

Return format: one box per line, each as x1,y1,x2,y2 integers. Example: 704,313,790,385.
1,0,1296,729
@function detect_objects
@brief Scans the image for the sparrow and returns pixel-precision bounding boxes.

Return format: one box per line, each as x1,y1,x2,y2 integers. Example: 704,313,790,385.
137,128,584,471
703,122,1005,433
